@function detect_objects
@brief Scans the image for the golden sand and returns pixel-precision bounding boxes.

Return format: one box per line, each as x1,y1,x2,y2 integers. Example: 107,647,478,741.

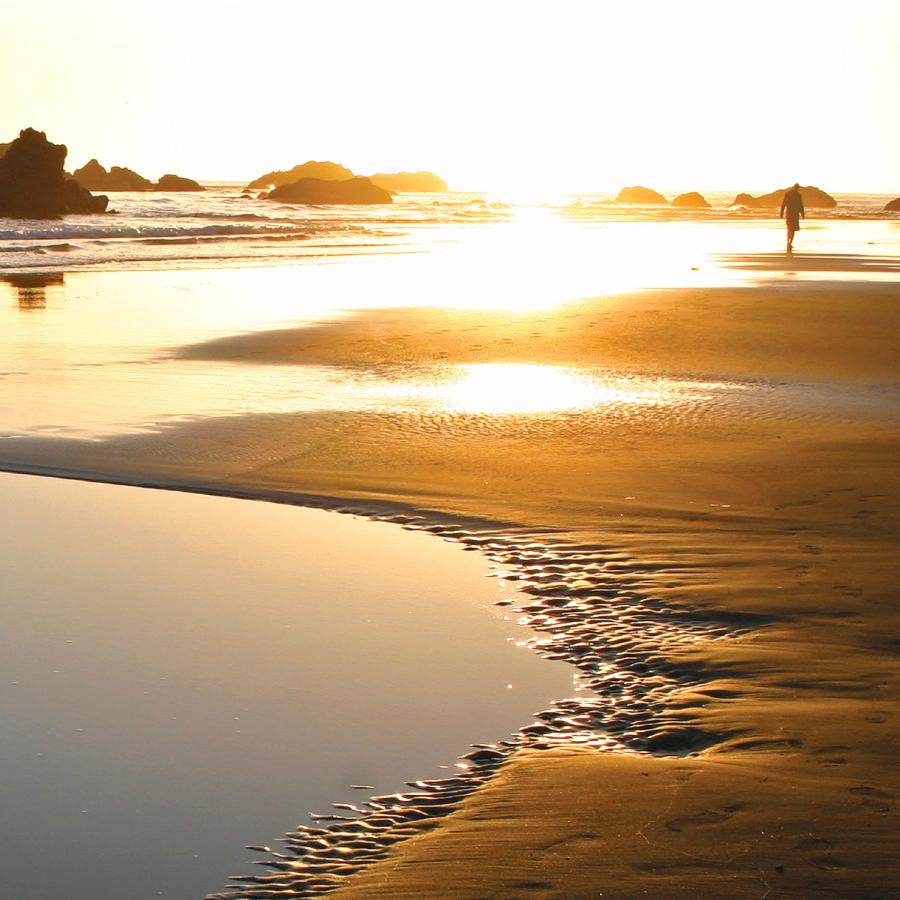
2,279,898,897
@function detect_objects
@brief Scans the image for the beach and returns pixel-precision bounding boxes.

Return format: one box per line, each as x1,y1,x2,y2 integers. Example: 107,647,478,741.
1,206,898,897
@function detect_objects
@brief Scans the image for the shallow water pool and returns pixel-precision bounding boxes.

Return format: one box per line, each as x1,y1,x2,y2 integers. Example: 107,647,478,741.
0,472,573,899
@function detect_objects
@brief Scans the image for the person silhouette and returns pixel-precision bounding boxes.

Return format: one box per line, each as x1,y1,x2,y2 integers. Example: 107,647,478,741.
779,183,805,253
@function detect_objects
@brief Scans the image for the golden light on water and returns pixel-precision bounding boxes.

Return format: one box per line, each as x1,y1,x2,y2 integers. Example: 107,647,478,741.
412,364,672,415
442,364,611,413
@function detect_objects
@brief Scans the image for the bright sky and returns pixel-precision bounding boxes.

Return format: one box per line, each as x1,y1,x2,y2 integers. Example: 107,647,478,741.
3,0,898,193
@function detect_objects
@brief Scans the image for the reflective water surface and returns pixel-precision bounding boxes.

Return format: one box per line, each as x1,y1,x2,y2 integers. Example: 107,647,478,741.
2,218,897,439
0,472,573,900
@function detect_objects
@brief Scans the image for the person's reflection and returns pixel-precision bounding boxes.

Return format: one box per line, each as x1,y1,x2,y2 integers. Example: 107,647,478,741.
1,272,65,310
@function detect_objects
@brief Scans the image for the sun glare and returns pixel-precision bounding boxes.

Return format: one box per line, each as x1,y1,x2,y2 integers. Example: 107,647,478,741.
407,364,666,415
2,1,898,190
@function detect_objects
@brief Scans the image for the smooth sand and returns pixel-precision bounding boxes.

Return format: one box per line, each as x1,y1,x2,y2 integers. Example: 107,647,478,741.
2,277,898,897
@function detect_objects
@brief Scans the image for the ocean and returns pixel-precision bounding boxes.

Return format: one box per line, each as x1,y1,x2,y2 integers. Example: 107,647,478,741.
0,187,895,273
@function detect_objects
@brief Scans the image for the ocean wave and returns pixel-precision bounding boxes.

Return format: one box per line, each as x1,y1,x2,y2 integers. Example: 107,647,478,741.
137,231,313,246
0,222,314,242
0,242,73,253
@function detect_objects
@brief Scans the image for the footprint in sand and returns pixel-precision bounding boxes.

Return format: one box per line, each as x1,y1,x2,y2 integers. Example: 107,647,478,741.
664,803,745,832
792,837,833,852
849,786,894,799
812,745,851,766
850,785,894,813
813,854,848,871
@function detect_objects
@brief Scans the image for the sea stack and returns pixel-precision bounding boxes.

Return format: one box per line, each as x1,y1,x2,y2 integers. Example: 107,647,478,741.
264,176,393,205
369,171,448,192
155,174,205,191
672,191,710,208
73,159,154,191
885,198,900,211
732,186,837,209
0,128,108,217
247,161,355,191
615,186,668,204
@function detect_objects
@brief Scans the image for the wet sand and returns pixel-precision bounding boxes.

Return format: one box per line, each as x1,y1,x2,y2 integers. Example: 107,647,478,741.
1,271,898,897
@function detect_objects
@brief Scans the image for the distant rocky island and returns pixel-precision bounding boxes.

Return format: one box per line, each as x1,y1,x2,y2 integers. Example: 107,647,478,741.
672,191,710,208
246,160,447,202
155,174,204,192
247,161,355,191
608,185,839,210
732,186,836,209
73,160,152,191
72,159,204,192
885,198,900,211
369,171,448,192
615,186,668,204
0,128,108,217
264,177,392,205
612,186,711,207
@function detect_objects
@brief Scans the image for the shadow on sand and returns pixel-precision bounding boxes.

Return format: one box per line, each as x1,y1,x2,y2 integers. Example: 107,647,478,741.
717,253,900,274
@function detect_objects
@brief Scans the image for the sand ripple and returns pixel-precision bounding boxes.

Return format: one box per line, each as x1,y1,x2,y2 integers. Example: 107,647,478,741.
209,507,770,898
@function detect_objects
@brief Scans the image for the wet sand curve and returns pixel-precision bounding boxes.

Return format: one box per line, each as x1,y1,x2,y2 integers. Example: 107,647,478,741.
1,254,898,897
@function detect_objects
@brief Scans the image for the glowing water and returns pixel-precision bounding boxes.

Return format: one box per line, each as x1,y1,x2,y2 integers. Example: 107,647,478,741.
0,472,574,900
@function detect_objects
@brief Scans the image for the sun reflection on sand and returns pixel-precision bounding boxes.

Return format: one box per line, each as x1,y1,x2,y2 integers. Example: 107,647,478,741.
389,363,730,415
439,364,646,414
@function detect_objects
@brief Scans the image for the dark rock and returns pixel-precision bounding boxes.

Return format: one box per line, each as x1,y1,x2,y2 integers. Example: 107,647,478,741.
885,198,900,211
247,160,355,191
369,171,447,192
0,128,67,217
615,185,668,204
63,178,109,213
265,176,392,205
72,159,153,191
732,186,836,209
672,191,710,208
0,142,10,160
0,128,108,217
155,173,205,192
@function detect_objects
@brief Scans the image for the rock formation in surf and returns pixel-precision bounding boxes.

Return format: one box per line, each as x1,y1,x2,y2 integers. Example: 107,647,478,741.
0,128,108,217
72,160,205,192
155,173,205,191
369,171,448,192
615,185,668,204
885,197,900,211
63,178,110,214
264,176,393,205
732,186,836,209
672,191,710,208
247,161,355,191
72,159,154,191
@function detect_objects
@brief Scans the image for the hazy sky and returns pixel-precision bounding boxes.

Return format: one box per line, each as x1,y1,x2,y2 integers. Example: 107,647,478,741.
3,0,898,192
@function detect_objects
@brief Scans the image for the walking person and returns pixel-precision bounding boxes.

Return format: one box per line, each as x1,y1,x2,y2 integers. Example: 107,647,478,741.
780,183,805,253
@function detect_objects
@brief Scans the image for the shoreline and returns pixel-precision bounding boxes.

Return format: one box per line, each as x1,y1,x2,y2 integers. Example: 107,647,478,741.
0,461,789,899
1,272,898,897
2,461,767,897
